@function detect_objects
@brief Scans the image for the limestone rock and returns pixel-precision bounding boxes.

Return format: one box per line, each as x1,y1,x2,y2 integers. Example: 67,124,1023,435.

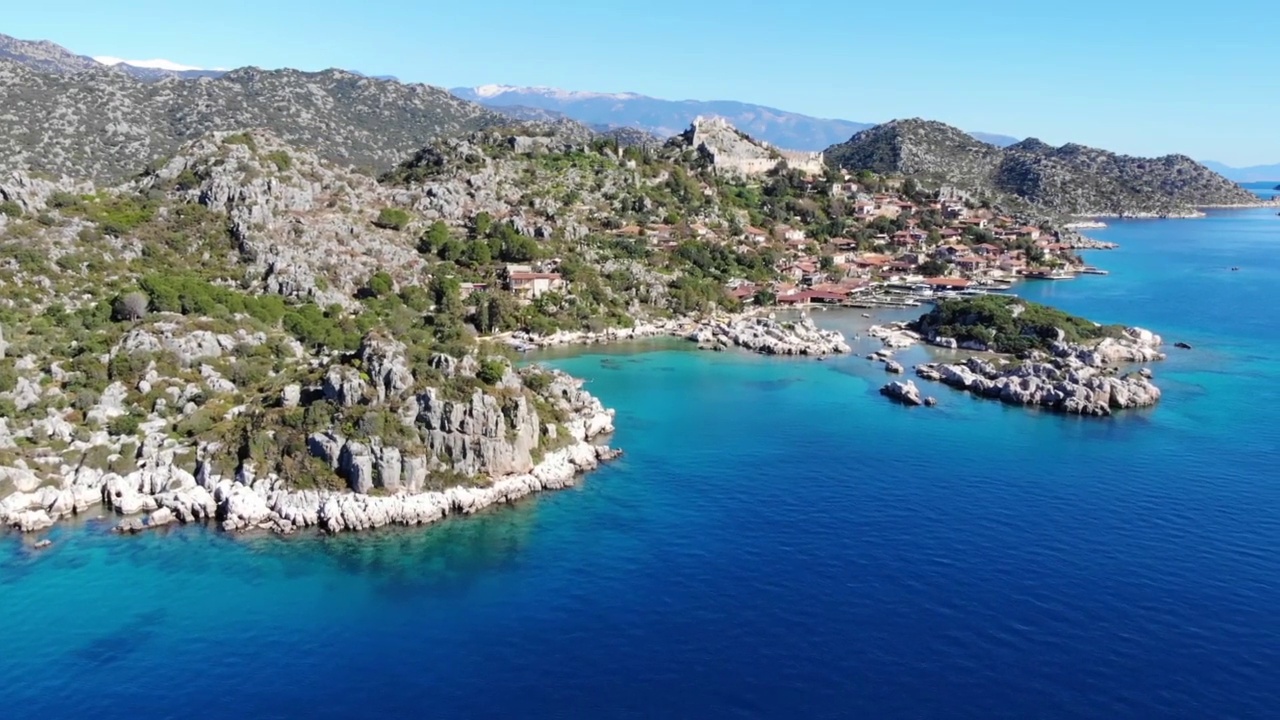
359,333,414,402
280,383,302,408
415,386,540,477
914,342,1164,416
8,509,54,533
880,380,924,406
219,485,272,532
689,314,850,356
339,441,374,494
323,365,367,407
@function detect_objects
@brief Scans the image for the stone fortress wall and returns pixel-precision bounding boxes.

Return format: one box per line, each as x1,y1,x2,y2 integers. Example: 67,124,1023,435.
687,116,825,177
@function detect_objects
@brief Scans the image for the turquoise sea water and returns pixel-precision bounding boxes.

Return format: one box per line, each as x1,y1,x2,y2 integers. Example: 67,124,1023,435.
4,208,1280,719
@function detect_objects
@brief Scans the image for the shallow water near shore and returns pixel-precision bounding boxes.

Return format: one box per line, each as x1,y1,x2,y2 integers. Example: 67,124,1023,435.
3,209,1280,718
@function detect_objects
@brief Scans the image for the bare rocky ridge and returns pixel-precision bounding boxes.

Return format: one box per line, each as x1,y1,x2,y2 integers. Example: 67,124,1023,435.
0,32,221,79
0,57,505,182
825,118,1258,215
138,129,427,305
0,32,105,75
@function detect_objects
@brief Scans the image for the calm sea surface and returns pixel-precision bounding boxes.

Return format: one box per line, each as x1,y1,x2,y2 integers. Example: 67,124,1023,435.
3,207,1279,719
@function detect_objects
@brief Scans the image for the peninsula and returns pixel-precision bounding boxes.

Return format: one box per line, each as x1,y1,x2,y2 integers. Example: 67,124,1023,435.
0,50,1234,537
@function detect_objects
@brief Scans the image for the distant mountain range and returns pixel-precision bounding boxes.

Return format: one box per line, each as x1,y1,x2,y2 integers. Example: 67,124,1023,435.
451,85,1021,152
2,28,1271,201
1200,161,1280,183
824,119,1257,215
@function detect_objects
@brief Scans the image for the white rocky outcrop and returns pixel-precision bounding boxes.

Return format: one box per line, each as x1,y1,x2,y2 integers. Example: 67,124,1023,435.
0,364,621,536
117,324,266,365
515,312,851,358
510,319,686,349
868,323,920,350
915,349,1163,416
880,380,924,406
688,314,850,356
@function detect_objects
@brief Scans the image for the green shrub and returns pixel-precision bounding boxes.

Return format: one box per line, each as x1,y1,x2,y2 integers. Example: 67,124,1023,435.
46,191,81,209
366,271,394,298
112,442,139,474
108,414,141,437
0,201,22,218
477,358,506,385
373,207,412,231
522,370,552,394
79,194,156,237
79,445,114,470
0,361,16,393
264,150,292,171
912,295,1123,354
227,357,273,389
175,407,218,438
224,133,258,152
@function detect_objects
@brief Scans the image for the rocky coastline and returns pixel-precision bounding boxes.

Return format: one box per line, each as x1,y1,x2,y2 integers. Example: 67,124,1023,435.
686,314,851,355
508,319,689,349
1057,236,1119,250
512,312,851,357
1,349,623,537
911,328,1165,416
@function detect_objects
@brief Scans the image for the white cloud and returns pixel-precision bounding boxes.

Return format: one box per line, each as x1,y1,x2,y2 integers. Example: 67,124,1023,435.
93,56,224,73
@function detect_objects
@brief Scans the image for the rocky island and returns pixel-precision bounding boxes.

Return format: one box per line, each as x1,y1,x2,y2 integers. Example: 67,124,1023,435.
897,296,1164,415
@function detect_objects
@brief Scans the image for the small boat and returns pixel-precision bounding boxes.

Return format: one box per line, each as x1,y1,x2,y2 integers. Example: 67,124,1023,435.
861,313,871,318
1231,266,1240,272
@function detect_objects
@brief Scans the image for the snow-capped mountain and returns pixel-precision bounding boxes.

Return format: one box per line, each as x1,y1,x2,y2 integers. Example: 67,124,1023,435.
93,56,224,73
452,85,1021,152
92,55,226,80
0,32,227,80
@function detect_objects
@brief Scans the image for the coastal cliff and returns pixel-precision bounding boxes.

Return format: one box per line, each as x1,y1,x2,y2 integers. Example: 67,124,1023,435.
1,340,618,535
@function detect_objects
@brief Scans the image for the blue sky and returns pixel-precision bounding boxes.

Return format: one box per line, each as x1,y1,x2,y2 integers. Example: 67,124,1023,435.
5,0,1277,165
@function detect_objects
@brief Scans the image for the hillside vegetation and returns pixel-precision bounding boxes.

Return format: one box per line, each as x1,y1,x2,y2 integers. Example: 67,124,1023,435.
911,295,1124,354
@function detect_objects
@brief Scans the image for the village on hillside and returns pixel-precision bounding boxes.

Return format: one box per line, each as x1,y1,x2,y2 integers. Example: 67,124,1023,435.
490,167,1112,311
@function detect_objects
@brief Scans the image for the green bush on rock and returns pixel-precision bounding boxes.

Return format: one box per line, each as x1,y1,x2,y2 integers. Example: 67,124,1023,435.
373,208,412,231
911,295,1124,354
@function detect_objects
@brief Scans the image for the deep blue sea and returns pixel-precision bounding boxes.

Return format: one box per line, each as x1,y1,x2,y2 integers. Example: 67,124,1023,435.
4,207,1280,719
